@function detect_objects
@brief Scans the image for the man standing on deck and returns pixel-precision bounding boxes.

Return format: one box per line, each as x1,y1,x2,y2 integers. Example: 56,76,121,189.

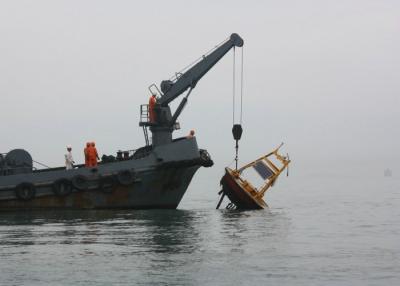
88,142,100,167
65,145,75,170
148,92,157,123
84,142,90,167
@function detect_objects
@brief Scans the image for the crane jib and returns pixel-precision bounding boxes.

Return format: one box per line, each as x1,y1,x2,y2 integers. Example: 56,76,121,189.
158,33,244,106
143,33,244,147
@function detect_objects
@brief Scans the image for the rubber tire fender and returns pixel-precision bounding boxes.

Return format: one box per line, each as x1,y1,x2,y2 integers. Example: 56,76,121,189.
98,175,116,193
117,170,135,186
199,150,213,167
72,175,89,191
200,151,209,161
52,178,73,196
15,182,36,201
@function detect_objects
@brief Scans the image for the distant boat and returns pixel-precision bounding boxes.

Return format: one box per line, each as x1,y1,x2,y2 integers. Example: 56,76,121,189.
384,168,392,177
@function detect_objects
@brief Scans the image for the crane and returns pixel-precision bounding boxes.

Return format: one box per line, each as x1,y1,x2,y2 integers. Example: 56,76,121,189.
140,33,244,146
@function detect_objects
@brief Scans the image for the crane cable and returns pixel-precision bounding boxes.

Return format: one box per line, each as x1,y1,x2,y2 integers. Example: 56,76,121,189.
217,45,244,210
232,47,236,124
232,47,245,124
232,47,244,170
240,47,244,125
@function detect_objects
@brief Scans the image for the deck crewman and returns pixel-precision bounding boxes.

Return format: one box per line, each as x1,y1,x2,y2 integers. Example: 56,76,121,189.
84,142,90,167
88,142,100,167
65,145,75,170
148,92,157,123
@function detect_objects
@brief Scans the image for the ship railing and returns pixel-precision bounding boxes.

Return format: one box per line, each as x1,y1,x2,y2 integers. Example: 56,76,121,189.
148,83,163,97
140,104,149,124
139,104,151,146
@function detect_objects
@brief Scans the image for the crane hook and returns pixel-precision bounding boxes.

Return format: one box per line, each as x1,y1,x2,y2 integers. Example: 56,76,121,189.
232,124,243,170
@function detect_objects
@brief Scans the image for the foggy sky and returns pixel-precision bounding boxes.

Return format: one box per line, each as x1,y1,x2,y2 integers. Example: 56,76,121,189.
1,0,399,185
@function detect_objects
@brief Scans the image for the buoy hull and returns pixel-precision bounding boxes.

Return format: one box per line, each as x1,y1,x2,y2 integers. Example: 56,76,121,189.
220,168,267,210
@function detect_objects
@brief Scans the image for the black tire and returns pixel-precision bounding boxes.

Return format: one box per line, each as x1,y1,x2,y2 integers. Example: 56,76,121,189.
15,183,36,201
199,150,213,167
52,179,72,196
98,175,116,193
117,170,135,186
72,175,89,191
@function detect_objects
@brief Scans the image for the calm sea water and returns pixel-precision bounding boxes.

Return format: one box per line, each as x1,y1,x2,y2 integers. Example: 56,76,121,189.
0,175,399,285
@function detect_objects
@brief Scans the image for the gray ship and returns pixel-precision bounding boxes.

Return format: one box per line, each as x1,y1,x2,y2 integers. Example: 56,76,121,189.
0,33,244,210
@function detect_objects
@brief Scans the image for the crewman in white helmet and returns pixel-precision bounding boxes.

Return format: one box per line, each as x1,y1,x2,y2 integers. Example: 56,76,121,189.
65,145,75,170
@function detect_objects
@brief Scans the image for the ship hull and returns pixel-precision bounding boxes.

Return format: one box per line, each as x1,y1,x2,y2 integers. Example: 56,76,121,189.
0,138,212,210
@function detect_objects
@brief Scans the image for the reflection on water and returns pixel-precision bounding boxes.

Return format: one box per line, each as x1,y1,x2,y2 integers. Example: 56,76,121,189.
0,209,291,285
0,177,399,285
0,210,201,252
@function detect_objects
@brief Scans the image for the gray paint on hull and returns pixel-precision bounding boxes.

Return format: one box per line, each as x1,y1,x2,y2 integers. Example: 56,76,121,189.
0,165,200,209
0,138,205,209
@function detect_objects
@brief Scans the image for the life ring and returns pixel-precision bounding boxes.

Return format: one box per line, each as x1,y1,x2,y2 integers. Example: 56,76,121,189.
72,175,89,191
52,178,72,196
15,183,36,201
117,170,135,186
98,175,116,193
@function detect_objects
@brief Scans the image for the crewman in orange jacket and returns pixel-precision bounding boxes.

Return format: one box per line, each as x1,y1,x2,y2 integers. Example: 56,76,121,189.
88,142,100,167
84,142,90,167
148,93,157,123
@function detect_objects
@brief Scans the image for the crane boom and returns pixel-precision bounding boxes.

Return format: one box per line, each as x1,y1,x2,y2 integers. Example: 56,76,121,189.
142,33,244,146
158,33,244,106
